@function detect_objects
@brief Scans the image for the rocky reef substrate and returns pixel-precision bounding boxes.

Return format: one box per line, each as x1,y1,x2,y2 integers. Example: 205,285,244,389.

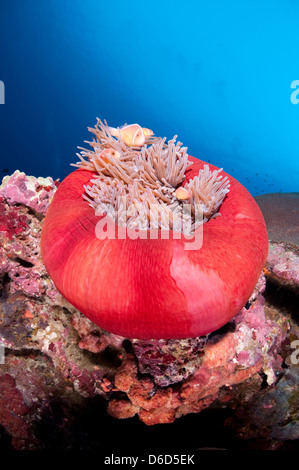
0,171,298,450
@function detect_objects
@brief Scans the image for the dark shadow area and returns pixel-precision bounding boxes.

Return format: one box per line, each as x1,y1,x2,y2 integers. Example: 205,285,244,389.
264,277,299,324
33,396,244,452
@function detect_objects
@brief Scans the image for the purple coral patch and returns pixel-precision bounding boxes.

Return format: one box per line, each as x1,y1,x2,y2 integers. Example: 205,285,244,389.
0,170,57,215
0,198,29,239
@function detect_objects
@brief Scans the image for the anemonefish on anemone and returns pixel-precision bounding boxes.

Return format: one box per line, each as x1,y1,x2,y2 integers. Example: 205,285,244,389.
41,119,269,340
99,148,121,163
175,187,191,200
109,124,154,147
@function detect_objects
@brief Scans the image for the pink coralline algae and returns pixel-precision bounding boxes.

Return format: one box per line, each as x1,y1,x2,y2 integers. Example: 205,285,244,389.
0,172,298,450
0,170,58,215
265,242,299,289
108,292,288,426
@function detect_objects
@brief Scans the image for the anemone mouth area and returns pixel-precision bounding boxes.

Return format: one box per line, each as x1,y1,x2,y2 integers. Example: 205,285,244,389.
72,119,231,236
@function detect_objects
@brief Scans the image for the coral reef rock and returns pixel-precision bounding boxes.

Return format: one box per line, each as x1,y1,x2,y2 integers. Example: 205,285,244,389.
0,173,298,450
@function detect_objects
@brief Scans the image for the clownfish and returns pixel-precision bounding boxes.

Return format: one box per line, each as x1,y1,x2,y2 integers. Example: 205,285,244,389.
175,187,191,200
109,124,154,147
99,148,121,162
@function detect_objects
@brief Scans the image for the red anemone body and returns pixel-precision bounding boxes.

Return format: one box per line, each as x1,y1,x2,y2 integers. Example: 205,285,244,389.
41,157,268,339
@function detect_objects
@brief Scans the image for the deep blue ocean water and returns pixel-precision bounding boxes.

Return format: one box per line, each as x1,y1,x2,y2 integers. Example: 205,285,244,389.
0,0,298,196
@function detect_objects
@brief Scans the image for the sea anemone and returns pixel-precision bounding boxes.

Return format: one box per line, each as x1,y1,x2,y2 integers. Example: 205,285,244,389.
41,120,268,339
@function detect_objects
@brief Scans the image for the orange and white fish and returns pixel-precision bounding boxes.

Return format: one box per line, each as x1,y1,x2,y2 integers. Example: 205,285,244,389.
109,124,154,147
175,187,191,200
99,148,121,163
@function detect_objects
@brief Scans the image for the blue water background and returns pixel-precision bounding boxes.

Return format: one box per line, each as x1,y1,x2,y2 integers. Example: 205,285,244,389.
0,0,298,196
